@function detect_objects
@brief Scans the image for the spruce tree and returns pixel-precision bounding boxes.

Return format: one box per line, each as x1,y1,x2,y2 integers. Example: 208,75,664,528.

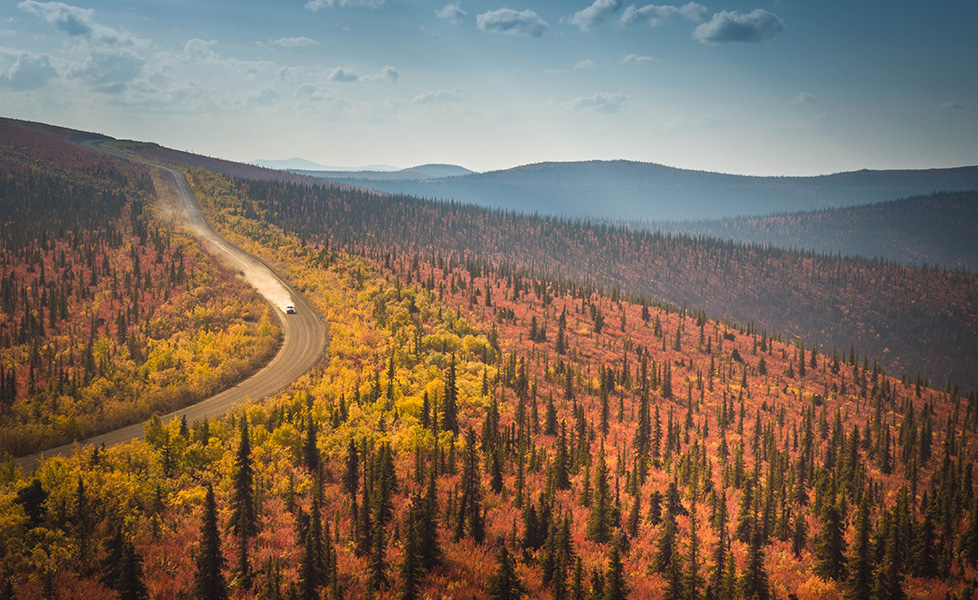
230,418,257,588
399,510,423,600
442,357,460,435
845,495,873,600
193,484,229,600
419,470,442,570
814,502,847,581
741,524,769,600
586,443,613,544
603,545,629,600
455,427,485,542
871,512,906,600
486,546,526,600
115,541,150,600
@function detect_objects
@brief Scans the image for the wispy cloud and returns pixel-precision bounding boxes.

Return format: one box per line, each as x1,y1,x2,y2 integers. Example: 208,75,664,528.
574,59,594,70
326,65,398,84
412,87,460,104
790,92,818,105
477,8,549,37
570,92,627,113
692,9,784,44
270,36,319,48
369,65,398,83
622,54,656,64
0,49,57,90
436,2,467,24
306,0,383,11
620,2,707,27
569,0,622,32
938,101,964,110
19,1,139,47
329,67,359,82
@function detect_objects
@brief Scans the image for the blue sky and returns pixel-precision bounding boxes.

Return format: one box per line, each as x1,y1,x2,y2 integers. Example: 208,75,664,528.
1,0,976,174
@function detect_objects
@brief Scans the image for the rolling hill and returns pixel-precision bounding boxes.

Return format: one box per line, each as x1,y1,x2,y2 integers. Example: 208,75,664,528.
650,191,978,272
326,159,978,222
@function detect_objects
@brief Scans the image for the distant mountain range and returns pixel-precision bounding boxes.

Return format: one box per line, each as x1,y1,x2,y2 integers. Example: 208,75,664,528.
324,159,978,222
251,158,401,171
296,163,475,181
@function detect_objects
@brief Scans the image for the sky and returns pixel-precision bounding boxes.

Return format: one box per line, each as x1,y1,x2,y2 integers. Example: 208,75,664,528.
1,0,976,175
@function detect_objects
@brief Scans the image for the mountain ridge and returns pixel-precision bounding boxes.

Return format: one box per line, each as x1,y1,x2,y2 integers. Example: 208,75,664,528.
325,159,978,222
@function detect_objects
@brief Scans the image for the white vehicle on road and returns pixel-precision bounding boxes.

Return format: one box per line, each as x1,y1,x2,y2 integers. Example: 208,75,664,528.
285,304,296,314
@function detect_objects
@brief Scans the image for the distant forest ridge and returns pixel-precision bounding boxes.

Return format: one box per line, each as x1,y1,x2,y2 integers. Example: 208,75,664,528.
322,159,978,222
295,163,475,181
645,191,978,272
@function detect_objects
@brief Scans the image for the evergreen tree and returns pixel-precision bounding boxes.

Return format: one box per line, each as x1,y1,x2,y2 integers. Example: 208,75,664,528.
845,495,873,600
369,518,389,591
100,521,126,591
303,410,319,474
230,418,257,588
709,489,729,592
343,438,360,498
814,502,847,581
419,470,442,570
443,357,460,435
486,546,526,600
653,512,678,574
115,541,150,600
586,444,613,544
741,525,769,600
661,541,685,600
399,511,423,600
871,512,906,600
603,545,629,600
570,557,586,600
193,484,229,600
455,427,485,542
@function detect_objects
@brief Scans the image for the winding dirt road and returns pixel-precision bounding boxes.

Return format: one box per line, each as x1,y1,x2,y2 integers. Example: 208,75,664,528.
15,140,328,473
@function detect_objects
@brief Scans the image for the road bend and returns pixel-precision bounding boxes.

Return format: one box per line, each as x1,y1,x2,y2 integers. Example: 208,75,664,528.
15,138,328,473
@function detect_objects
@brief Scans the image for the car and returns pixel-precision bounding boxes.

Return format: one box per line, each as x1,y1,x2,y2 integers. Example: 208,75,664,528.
285,304,296,314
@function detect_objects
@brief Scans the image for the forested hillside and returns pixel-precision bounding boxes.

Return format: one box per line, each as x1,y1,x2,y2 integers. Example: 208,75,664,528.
2,163,976,600
0,120,280,456
219,178,978,389
322,160,978,222
649,192,978,272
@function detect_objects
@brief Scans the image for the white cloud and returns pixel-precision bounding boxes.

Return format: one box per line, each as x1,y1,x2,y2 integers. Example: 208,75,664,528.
477,8,549,37
412,88,460,104
329,67,358,82
693,9,784,44
306,0,383,11
791,92,818,105
574,59,594,70
436,2,467,24
183,38,218,62
570,92,627,113
19,1,138,47
569,0,622,32
620,2,707,27
270,36,319,48
0,49,57,90
377,65,398,83
938,101,964,110
622,54,656,64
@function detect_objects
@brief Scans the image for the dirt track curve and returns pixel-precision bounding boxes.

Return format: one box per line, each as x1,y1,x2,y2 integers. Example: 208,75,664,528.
15,138,328,473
